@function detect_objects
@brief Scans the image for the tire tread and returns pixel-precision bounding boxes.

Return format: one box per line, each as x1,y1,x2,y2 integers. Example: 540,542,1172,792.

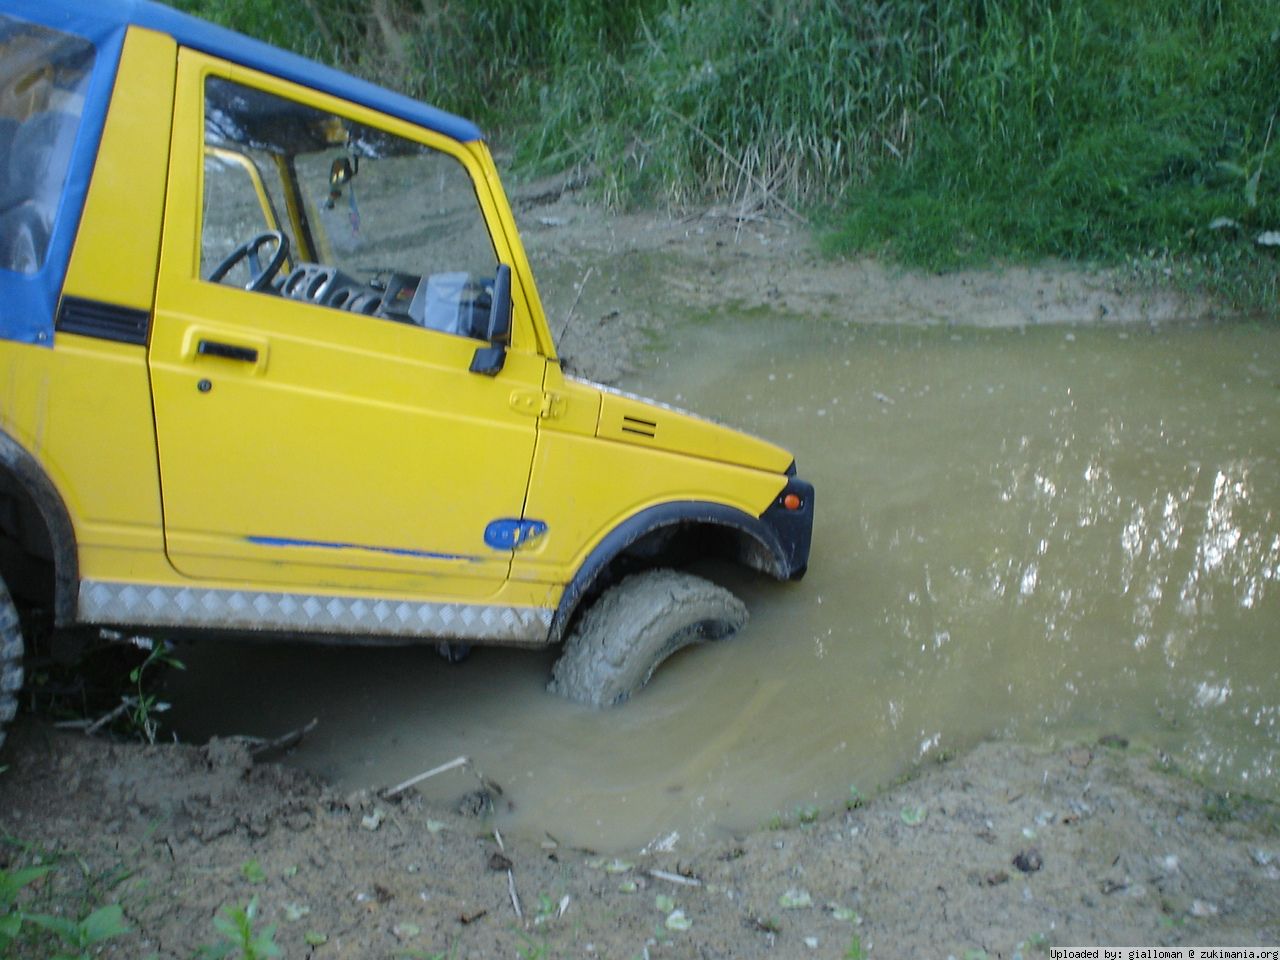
0,576,24,752
548,569,746,707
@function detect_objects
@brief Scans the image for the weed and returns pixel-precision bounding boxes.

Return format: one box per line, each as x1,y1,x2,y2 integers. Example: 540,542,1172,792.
750,915,782,934
198,897,281,960
796,803,820,824
1024,931,1052,954
22,904,131,959
1,858,132,959
513,928,548,960
126,640,185,744
532,892,566,926
1203,791,1242,823
0,865,52,952
846,932,867,960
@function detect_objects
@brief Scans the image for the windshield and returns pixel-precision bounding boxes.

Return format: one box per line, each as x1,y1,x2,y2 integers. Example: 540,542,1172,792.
201,76,498,338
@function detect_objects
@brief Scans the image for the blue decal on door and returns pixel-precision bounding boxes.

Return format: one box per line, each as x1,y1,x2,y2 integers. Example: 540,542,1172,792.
247,535,480,562
483,519,548,550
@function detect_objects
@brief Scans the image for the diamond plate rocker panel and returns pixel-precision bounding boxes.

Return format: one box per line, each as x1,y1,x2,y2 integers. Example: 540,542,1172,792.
78,580,554,643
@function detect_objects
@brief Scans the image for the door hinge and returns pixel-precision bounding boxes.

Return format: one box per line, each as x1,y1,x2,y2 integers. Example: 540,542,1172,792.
510,389,565,419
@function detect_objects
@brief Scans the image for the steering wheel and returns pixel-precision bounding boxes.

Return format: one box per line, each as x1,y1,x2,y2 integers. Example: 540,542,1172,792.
208,230,289,292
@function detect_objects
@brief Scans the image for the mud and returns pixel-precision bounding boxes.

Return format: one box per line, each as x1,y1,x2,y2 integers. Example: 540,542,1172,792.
3,719,1277,958
3,187,1277,957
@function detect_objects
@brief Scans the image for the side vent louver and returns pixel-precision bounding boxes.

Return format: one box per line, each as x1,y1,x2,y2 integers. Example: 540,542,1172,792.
56,297,150,346
621,415,658,438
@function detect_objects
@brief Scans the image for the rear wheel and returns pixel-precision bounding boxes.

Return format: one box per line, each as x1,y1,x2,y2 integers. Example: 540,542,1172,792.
0,575,25,751
548,569,747,707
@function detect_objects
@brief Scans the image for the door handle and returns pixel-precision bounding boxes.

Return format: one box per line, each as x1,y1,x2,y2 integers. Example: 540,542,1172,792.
197,339,259,363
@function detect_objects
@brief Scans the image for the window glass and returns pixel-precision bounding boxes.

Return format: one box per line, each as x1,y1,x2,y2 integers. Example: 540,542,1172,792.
202,77,498,339
202,147,287,276
0,15,94,274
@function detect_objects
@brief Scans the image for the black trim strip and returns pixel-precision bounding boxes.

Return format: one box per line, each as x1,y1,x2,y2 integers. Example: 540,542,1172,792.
56,297,150,346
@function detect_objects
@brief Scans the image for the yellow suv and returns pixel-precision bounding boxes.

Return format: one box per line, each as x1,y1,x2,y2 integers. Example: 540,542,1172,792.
0,0,813,744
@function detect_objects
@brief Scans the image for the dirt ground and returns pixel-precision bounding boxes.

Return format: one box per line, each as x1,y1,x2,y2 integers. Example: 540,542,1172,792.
512,174,1206,386
3,721,1277,959
2,186,1277,959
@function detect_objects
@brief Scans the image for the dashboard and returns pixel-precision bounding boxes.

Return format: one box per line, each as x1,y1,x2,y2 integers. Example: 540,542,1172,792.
276,263,493,339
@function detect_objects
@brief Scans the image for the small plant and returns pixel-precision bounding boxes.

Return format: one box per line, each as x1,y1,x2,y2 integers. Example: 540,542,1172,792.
1203,791,1241,824
845,785,865,811
532,901,558,926
845,932,867,960
1216,116,1274,215
126,639,186,744
0,866,52,951
795,803,820,824
199,897,280,960
1,864,131,960
513,929,548,960
1024,931,1052,954
23,904,131,960
900,804,928,826
750,915,782,934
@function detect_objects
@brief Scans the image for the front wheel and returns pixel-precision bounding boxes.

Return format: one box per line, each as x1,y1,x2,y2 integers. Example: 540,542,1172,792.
548,569,747,707
0,575,25,751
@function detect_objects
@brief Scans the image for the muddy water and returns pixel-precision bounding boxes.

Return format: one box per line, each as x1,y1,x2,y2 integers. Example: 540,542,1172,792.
168,319,1280,852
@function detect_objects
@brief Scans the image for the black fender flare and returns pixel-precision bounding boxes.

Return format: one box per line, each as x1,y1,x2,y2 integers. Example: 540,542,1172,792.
549,500,790,643
0,428,79,626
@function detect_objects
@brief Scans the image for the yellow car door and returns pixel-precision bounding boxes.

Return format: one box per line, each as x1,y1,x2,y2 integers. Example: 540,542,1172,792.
148,52,545,601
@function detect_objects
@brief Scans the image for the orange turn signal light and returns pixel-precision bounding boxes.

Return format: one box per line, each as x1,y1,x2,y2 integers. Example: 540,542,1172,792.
782,493,803,511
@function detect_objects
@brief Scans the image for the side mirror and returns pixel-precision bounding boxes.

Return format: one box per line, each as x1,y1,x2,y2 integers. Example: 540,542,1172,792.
470,263,512,376
325,156,357,209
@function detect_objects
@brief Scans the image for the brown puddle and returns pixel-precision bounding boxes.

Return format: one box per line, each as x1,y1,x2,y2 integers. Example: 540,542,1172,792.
168,319,1280,852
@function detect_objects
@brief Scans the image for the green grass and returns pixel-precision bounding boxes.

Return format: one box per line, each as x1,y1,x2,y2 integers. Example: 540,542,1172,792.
168,0,1279,313
824,1,1279,309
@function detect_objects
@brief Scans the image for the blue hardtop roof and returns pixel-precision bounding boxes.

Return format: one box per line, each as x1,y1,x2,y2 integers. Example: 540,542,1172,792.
26,0,485,143
0,0,482,348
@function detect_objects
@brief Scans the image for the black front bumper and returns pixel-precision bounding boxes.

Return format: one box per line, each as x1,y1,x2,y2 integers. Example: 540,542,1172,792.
760,474,814,580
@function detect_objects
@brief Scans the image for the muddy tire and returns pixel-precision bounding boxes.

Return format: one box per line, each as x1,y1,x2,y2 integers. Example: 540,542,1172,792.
548,569,747,707
0,575,24,752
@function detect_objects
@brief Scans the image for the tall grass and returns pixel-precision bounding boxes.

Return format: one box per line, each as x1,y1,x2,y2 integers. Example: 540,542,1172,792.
169,0,665,128
825,0,1280,310
171,0,1279,311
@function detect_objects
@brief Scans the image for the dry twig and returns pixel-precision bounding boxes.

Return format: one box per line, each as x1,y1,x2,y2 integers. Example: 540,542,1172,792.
658,105,808,224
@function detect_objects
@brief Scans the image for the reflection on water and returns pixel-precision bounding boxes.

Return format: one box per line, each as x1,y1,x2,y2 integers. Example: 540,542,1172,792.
168,321,1279,850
